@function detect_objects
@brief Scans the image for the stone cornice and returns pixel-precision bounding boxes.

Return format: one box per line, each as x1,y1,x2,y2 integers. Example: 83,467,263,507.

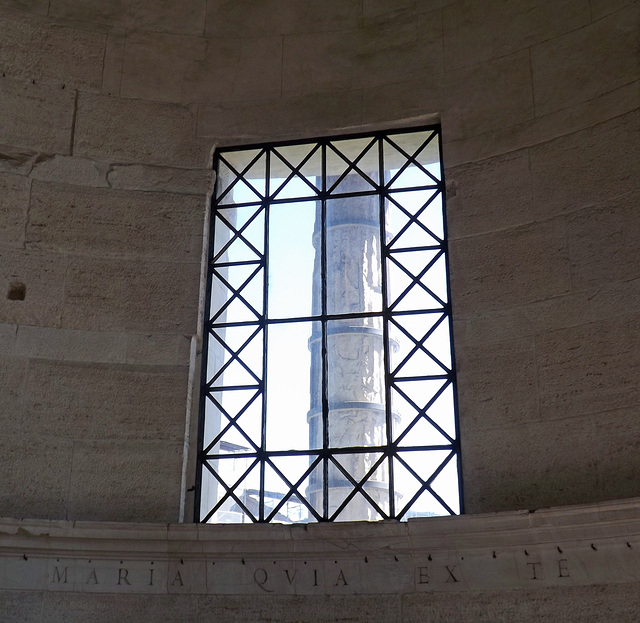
2,498,640,594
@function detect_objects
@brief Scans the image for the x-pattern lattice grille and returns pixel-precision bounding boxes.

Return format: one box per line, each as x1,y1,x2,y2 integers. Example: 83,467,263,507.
197,126,461,523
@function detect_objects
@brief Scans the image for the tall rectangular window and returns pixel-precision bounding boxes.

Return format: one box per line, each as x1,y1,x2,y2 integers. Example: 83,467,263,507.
196,126,462,523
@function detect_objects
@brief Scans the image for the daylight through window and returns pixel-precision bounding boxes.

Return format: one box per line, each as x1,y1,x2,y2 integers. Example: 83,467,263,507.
196,126,462,523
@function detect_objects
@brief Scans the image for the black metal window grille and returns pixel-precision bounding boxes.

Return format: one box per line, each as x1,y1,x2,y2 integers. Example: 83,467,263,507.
196,126,462,523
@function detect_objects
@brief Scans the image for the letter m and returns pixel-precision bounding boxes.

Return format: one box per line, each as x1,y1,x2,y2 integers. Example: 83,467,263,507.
52,566,69,584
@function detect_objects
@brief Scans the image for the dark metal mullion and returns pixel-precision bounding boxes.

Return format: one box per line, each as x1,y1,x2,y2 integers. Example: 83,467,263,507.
205,390,262,454
259,150,271,522
264,455,324,523
201,457,261,523
216,150,266,204
378,136,395,518
386,189,442,249
392,380,454,446
208,325,263,385
387,250,446,311
210,268,262,324
321,142,329,521
213,204,264,262
270,143,322,197
327,453,389,521
326,138,379,193
389,313,450,378
383,132,440,187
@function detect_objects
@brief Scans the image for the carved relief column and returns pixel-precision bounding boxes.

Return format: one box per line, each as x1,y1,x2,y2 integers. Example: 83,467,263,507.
308,174,391,520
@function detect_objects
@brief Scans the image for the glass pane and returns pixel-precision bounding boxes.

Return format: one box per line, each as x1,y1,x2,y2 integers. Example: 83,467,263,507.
329,453,387,521
327,137,378,178
267,201,317,319
266,321,318,451
327,318,386,447
213,206,264,262
326,196,383,315
204,389,262,452
264,455,319,523
393,450,452,518
203,458,260,523
270,143,321,198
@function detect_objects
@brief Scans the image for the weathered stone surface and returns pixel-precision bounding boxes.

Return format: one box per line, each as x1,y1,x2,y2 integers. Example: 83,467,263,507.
440,49,534,142
197,90,362,142
0,0,49,14
443,0,590,70
197,595,402,622
28,154,109,187
449,218,570,316
590,0,637,20
121,32,283,105
0,76,75,154
445,78,640,167
0,246,67,327
49,0,206,35
403,584,640,623
73,93,209,168
107,163,212,195
205,0,360,37
529,109,640,216
42,593,198,623
21,360,187,441
535,315,640,421
567,189,640,290
125,333,191,366
61,257,199,333
0,171,29,248
66,440,182,522
14,325,126,364
0,13,106,90
462,416,599,513
26,181,204,261
588,275,640,323
363,50,534,142
455,336,538,431
456,290,592,345
0,356,27,434
446,149,535,238
0,436,73,519
595,407,640,502
0,590,44,623
531,3,640,117
101,33,125,96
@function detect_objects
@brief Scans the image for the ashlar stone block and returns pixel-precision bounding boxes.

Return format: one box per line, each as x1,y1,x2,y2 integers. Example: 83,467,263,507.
66,439,183,522
0,13,106,91
21,359,188,442
529,109,640,216
73,93,209,168
0,171,30,248
27,181,204,261
449,217,571,317
107,163,212,196
443,0,590,71
49,0,206,35
0,246,68,327
0,76,75,154
205,0,360,37
535,314,640,420
61,256,199,333
567,189,640,290
531,3,640,117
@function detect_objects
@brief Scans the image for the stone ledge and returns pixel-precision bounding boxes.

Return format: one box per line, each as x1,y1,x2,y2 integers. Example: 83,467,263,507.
1,497,640,595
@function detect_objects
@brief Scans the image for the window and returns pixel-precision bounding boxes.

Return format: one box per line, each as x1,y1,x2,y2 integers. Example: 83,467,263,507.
196,126,461,523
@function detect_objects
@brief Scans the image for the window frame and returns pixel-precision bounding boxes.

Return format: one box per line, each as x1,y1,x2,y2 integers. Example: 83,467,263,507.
195,125,463,523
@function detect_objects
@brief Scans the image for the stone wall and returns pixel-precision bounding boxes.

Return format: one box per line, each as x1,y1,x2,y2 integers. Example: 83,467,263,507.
0,0,639,619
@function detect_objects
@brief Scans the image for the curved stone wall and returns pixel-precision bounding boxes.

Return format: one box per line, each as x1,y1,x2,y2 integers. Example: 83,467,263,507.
0,0,639,525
